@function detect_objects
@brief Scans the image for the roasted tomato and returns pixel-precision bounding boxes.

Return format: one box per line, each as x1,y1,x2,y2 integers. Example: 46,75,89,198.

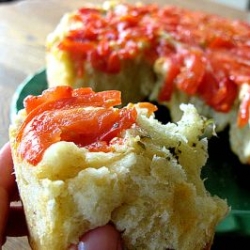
157,55,182,102
17,86,138,165
57,3,250,127
237,86,250,128
175,48,206,95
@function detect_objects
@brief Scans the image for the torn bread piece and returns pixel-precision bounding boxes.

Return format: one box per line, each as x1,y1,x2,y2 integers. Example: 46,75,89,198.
9,86,228,250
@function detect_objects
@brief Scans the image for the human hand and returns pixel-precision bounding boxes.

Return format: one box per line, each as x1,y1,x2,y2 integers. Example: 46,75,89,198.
0,142,122,250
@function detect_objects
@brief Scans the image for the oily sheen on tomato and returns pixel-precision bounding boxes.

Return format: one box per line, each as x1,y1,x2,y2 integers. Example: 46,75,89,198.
17,86,137,166
57,3,250,127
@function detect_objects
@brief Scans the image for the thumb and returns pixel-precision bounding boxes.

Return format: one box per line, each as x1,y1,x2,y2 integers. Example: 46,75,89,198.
70,224,123,250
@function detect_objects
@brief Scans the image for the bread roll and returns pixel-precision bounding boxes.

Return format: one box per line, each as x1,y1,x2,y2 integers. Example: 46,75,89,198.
9,86,228,250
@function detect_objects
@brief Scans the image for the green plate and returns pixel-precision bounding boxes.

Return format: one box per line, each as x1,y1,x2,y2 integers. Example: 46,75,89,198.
11,68,48,122
10,69,250,238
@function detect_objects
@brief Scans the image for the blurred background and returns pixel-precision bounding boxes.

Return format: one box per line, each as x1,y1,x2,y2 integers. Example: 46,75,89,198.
0,0,249,10
213,0,250,9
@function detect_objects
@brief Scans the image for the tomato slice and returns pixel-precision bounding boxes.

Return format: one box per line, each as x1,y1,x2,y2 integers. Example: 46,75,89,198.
158,55,181,102
18,107,136,165
107,51,121,74
17,86,139,166
24,86,75,114
18,87,121,142
175,49,205,95
198,50,238,112
198,70,237,112
237,87,250,127
59,38,96,55
137,102,158,114
208,36,234,49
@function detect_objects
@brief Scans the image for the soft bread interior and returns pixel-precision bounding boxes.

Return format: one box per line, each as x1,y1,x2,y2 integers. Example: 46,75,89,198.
9,104,228,250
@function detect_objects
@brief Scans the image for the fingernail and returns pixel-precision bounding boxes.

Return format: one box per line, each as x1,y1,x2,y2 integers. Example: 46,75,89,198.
78,225,122,250
77,241,85,250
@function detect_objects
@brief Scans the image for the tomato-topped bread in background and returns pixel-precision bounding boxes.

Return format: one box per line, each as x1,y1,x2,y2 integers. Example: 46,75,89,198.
9,86,227,250
46,1,250,165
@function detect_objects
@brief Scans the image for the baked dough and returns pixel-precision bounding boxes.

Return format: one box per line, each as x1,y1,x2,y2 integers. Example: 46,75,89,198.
9,86,228,250
46,1,250,164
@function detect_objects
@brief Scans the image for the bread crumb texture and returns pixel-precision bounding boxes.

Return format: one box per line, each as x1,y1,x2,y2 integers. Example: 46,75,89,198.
9,104,228,250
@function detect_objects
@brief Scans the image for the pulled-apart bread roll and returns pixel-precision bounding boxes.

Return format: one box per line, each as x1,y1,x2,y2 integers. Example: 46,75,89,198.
46,1,250,164
9,86,228,250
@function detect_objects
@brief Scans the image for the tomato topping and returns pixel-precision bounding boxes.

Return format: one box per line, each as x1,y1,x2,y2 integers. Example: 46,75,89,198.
237,86,250,127
137,102,158,115
19,87,121,142
198,70,237,113
208,36,235,49
175,49,206,95
57,3,250,126
24,85,74,114
158,55,181,102
17,86,140,166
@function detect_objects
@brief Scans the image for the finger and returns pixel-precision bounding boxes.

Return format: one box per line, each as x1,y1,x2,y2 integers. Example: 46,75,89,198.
0,186,8,246
69,224,123,250
0,142,16,194
5,204,28,237
0,142,15,246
